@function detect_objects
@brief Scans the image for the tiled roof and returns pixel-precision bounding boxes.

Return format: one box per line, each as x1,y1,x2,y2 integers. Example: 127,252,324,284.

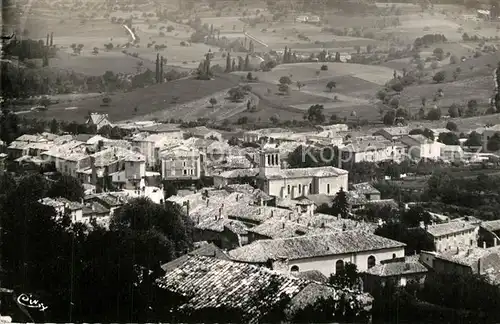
346,191,369,206
248,219,323,239
217,168,259,179
482,220,500,232
366,261,428,277
292,270,329,284
228,231,405,263
425,222,477,238
351,182,380,195
377,126,409,136
195,217,249,235
264,166,348,180
436,248,498,268
401,134,434,145
91,147,145,166
161,243,230,272
156,256,309,321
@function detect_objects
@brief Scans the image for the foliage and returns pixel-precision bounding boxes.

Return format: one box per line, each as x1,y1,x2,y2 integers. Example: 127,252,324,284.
375,222,434,255
329,263,359,289
438,132,459,145
383,110,395,125
227,87,245,102
432,71,446,83
326,81,337,91
279,76,292,85
47,174,85,201
305,104,326,124
401,206,431,227
464,131,482,147
465,99,478,117
487,133,500,152
426,108,441,121
209,97,217,107
448,104,461,118
332,187,349,218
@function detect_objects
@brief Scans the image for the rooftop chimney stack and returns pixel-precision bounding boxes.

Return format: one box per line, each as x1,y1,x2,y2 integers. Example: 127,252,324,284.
483,241,487,249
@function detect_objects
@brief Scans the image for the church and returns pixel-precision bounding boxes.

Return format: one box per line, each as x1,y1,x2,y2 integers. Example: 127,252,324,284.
257,147,349,198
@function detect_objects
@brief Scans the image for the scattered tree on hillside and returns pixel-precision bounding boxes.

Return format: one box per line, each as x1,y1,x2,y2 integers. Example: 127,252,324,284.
296,81,304,90
448,104,461,118
426,108,441,120
326,81,336,92
465,131,482,147
383,110,396,125
446,121,458,132
209,97,217,108
433,71,446,83
305,104,325,124
466,99,479,117
279,76,292,85
278,83,290,95
228,87,245,102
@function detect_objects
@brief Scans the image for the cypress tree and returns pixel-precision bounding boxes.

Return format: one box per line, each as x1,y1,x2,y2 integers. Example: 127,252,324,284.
46,33,49,46
155,53,160,83
283,46,288,63
160,56,164,83
244,54,250,71
50,32,53,46
232,58,236,71
225,52,231,73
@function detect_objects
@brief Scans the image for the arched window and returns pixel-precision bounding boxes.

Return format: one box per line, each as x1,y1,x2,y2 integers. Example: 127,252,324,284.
367,255,376,269
392,253,396,259
309,183,313,194
290,265,299,273
335,260,344,274
267,155,271,165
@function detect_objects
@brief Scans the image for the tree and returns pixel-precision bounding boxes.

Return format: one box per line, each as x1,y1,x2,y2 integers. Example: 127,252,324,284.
228,87,245,102
47,174,85,201
0,109,20,145
225,52,231,73
446,121,458,132
296,81,304,90
466,99,478,117
383,110,396,125
449,55,458,64
306,104,325,124
487,133,500,151
329,263,359,289
448,104,460,118
465,131,482,147
391,82,404,92
244,54,250,71
332,187,349,218
279,76,292,85
278,83,289,95
390,97,400,109
433,71,446,83
433,47,444,60
438,132,460,145
209,97,217,108
101,96,112,106
163,182,178,199
50,118,59,134
326,81,336,92
426,108,441,121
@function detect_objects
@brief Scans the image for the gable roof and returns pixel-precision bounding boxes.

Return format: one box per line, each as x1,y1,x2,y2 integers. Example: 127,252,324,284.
425,222,477,238
292,270,329,284
366,261,428,277
161,244,230,272
228,231,405,263
482,220,500,233
156,255,309,321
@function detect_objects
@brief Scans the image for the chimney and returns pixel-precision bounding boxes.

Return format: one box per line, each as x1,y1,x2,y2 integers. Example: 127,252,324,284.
288,212,292,220
282,222,285,229
206,199,209,207
218,207,223,219
236,194,239,202
271,210,274,217
404,263,411,271
258,208,261,215
419,221,425,229
483,241,487,249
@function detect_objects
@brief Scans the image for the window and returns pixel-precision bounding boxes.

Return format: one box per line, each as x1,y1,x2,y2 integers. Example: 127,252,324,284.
299,185,302,194
392,253,396,259
335,260,344,274
327,184,330,194
267,155,271,165
190,169,194,175
183,162,186,167
309,183,312,194
183,170,187,175
287,185,291,194
367,255,376,269
290,265,299,273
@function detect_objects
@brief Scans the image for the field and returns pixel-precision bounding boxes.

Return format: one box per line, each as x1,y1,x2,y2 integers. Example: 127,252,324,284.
28,75,241,123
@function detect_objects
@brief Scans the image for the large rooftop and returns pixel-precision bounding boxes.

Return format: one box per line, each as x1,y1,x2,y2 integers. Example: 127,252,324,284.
425,221,477,238
228,231,405,263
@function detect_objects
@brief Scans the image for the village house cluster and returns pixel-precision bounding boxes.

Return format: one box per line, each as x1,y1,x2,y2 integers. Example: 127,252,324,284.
5,114,500,320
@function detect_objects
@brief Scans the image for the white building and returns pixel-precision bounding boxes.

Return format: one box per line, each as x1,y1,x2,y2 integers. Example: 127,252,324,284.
39,197,84,223
161,146,201,180
86,113,113,130
131,132,183,167
338,140,406,167
400,135,444,160
425,222,479,253
441,145,464,162
228,231,406,277
258,148,348,198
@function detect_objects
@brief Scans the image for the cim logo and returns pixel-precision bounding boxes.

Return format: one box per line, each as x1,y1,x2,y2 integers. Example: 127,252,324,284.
16,293,48,312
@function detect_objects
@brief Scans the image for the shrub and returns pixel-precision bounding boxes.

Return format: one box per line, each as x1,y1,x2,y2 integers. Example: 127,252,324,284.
320,64,328,71
433,71,446,83
427,108,441,120
166,25,175,32
446,121,458,131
